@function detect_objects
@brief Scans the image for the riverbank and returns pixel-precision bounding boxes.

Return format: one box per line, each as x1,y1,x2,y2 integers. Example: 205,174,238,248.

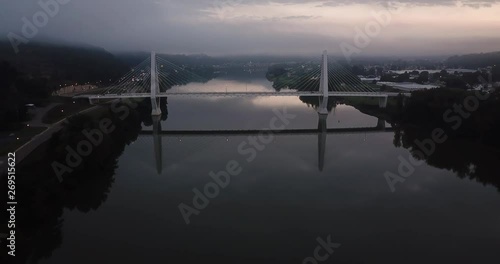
0,103,101,174
1,97,94,152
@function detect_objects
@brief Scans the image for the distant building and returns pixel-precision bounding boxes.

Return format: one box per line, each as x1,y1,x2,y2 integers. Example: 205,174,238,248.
54,84,98,95
359,76,380,83
25,104,37,117
377,82,439,91
390,69,477,75
472,84,485,91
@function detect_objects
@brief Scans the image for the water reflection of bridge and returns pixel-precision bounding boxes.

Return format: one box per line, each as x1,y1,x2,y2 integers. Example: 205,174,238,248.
143,115,393,174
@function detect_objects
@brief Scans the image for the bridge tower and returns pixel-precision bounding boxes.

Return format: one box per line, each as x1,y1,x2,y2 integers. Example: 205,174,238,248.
151,51,162,116
317,50,329,171
318,50,329,115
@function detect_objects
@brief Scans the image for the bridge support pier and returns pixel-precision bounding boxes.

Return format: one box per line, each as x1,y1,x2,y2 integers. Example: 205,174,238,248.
377,118,386,129
318,96,329,115
378,96,388,109
151,97,162,116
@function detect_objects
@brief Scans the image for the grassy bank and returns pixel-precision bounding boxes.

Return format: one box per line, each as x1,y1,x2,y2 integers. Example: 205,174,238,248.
42,97,93,124
0,96,95,155
0,126,47,156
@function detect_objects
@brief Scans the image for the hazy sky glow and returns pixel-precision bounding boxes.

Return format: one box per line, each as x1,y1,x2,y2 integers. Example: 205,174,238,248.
1,0,499,56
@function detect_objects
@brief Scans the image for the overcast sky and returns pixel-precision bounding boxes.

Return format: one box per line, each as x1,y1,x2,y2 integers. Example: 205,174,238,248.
1,0,499,56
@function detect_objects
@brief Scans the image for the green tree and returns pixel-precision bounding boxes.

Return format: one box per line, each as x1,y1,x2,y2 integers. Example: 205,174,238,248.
416,71,429,84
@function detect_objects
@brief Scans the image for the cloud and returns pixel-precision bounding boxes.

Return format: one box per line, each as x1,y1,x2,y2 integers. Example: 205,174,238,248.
0,0,499,56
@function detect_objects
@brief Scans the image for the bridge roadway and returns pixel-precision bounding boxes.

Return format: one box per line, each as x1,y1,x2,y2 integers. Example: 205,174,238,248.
75,91,408,100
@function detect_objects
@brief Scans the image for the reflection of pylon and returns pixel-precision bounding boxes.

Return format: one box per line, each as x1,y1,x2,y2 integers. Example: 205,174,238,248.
489,69,493,88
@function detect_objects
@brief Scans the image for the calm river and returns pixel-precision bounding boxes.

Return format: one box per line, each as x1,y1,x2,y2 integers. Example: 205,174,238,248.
12,70,500,264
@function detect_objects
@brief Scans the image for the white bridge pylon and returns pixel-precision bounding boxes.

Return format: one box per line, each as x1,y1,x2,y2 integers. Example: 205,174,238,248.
318,50,329,115
151,51,162,116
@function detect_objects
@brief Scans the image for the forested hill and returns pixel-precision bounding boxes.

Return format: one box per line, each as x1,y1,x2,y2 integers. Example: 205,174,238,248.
0,41,129,85
115,52,217,67
446,51,500,68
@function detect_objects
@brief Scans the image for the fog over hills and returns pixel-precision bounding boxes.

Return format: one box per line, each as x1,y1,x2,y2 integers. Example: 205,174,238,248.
0,41,128,84
1,0,499,56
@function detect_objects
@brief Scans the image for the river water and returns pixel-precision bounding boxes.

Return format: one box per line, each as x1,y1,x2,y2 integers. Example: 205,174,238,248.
13,70,500,263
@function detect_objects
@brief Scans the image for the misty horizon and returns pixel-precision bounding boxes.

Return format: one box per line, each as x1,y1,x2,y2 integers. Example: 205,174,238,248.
1,0,500,57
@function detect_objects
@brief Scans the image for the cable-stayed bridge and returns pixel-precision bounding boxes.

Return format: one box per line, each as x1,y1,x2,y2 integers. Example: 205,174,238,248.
72,51,403,173
74,51,410,116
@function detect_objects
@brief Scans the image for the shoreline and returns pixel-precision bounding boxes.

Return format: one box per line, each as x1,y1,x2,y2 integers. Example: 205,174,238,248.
0,105,101,175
